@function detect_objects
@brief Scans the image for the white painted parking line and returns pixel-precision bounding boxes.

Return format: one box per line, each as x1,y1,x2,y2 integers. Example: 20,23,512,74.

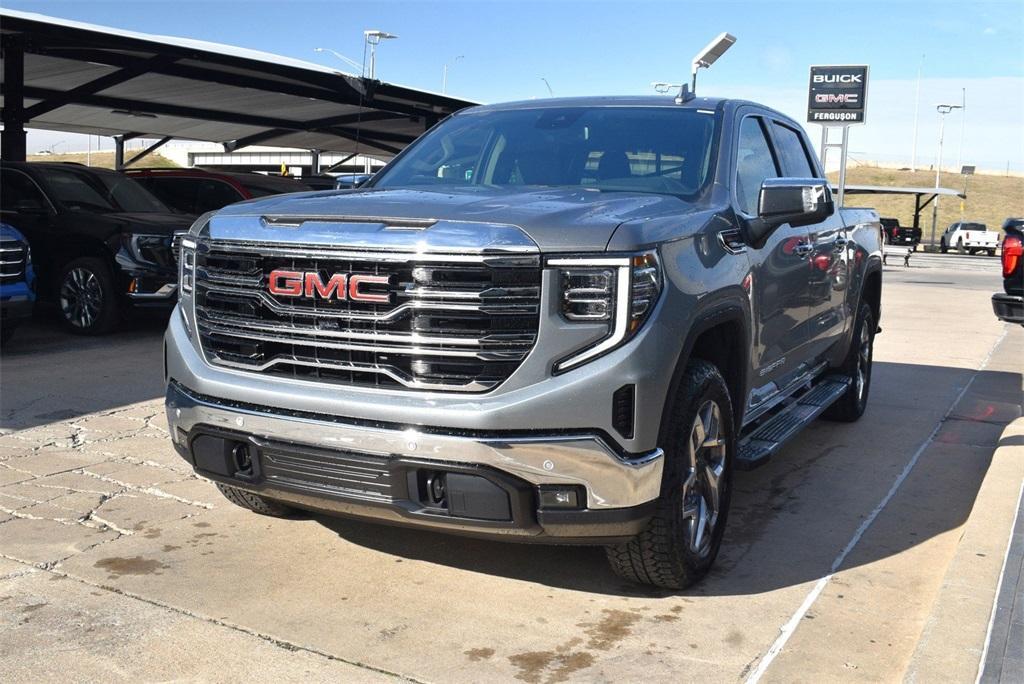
745,325,1010,684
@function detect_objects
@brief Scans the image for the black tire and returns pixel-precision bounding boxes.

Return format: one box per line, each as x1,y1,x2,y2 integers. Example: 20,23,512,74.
940,240,948,254
823,302,875,422
57,257,120,335
605,359,734,590
957,239,966,255
216,483,297,517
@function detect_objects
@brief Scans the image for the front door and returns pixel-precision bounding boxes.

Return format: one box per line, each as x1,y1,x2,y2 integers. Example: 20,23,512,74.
733,115,812,400
766,120,849,359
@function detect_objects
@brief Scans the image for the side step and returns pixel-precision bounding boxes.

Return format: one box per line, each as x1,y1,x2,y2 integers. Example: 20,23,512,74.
735,375,851,471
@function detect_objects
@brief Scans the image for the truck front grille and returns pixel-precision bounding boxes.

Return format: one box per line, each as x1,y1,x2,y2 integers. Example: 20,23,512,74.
193,240,541,393
0,237,27,284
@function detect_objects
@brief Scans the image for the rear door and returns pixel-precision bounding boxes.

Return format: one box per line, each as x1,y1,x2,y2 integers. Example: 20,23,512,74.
734,113,812,399
767,119,849,359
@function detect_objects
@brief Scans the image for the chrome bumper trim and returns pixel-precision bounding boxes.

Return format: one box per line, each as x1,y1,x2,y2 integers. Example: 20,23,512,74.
165,382,664,509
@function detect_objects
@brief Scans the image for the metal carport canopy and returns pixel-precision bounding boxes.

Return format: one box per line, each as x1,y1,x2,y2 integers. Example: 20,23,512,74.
0,9,476,162
841,184,966,231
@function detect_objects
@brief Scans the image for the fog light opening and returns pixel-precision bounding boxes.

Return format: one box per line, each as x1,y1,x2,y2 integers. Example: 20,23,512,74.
231,443,253,477
538,486,583,510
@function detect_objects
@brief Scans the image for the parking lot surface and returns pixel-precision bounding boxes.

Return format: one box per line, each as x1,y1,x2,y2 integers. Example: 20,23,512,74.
2,252,1022,682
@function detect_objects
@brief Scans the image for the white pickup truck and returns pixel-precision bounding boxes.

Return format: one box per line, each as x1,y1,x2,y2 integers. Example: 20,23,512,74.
940,221,999,256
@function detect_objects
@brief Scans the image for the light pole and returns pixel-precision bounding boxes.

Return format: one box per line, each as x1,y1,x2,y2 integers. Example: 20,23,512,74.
910,54,924,172
363,30,398,80
955,87,966,172
313,47,363,73
930,103,963,245
442,55,463,94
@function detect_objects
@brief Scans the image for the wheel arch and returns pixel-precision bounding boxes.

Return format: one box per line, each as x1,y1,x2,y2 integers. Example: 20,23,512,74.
659,299,751,442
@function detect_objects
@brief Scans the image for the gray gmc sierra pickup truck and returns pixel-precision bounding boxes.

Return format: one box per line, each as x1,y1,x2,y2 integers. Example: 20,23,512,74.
165,96,882,588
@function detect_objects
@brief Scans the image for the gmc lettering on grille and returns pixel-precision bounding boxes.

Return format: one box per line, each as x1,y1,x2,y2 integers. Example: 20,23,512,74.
267,270,390,303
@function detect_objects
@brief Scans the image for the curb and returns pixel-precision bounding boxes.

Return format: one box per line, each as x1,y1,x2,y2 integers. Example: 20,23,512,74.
906,417,1024,682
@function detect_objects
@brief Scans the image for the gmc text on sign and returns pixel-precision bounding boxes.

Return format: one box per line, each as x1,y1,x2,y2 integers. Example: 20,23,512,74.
807,65,869,125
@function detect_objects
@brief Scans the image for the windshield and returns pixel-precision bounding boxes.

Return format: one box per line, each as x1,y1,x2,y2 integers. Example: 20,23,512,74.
372,106,718,198
42,167,170,213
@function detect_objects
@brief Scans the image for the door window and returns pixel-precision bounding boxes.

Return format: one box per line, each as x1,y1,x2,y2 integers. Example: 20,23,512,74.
735,117,779,215
771,122,817,178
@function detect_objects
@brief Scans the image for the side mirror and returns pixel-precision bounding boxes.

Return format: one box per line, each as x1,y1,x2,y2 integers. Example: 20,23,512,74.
746,178,835,245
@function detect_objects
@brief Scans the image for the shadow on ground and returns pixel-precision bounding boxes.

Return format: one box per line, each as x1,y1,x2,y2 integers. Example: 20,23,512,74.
317,360,1022,597
0,311,169,430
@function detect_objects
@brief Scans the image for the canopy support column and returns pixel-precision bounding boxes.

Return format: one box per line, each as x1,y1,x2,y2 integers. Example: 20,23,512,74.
1,37,27,162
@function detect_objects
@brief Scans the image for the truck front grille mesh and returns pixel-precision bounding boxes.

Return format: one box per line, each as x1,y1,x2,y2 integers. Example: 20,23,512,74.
193,240,541,392
0,237,27,284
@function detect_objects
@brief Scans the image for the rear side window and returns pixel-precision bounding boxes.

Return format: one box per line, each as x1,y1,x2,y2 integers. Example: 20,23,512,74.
771,122,817,178
735,117,779,215
1,169,49,211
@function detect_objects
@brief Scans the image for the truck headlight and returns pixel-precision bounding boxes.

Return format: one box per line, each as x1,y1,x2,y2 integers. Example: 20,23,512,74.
551,251,662,372
177,211,216,337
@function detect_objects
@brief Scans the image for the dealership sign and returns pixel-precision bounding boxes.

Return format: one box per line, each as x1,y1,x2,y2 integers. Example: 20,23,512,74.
807,65,869,125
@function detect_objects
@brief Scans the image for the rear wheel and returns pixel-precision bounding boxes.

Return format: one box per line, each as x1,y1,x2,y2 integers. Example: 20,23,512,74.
605,359,734,589
957,238,967,255
58,257,120,335
216,483,297,518
823,302,875,422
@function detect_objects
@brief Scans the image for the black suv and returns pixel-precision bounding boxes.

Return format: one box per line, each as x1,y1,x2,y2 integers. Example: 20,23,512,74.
0,162,193,334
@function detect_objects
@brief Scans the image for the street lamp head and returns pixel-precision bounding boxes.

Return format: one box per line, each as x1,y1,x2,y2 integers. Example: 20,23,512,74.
652,82,681,94
685,32,736,102
936,103,963,114
364,30,398,42
692,32,736,70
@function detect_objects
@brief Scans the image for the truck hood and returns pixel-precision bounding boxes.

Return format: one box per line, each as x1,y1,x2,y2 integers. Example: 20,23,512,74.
216,186,694,252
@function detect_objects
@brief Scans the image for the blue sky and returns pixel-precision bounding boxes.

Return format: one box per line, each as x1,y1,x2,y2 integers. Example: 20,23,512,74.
8,0,1024,171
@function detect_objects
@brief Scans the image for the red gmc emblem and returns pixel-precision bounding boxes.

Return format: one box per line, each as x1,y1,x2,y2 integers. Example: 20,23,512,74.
267,270,390,303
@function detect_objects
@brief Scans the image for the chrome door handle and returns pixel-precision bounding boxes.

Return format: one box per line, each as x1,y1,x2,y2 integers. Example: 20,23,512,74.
794,243,813,256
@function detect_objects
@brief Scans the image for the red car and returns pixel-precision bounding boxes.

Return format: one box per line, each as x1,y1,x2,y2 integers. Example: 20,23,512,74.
124,168,312,216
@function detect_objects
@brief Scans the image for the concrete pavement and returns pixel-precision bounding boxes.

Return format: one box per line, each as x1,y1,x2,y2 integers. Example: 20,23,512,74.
1,253,1022,682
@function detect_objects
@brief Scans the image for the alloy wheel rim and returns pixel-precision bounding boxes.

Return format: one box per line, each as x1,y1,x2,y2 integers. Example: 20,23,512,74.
60,267,102,329
682,400,727,556
856,321,871,402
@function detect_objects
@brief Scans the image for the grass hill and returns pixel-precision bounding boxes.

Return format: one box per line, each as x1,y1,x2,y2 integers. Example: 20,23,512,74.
26,151,179,169
827,166,1022,239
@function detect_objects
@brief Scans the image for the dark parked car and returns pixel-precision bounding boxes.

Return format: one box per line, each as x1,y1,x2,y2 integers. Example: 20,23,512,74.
993,218,1023,325
0,162,192,334
125,168,311,215
0,223,36,345
880,217,921,248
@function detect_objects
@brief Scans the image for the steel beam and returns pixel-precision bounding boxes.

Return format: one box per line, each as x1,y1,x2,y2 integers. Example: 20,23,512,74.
123,136,172,168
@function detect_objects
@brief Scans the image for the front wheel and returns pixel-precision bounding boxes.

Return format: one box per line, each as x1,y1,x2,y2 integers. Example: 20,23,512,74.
216,483,298,518
940,240,948,254
823,301,875,422
58,257,120,335
605,359,734,589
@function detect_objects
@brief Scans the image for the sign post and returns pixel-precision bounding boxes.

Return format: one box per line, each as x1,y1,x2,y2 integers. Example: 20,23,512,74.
808,65,869,207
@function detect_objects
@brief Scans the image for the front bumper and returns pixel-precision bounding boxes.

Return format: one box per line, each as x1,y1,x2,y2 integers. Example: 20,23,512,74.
165,381,663,542
993,292,1024,325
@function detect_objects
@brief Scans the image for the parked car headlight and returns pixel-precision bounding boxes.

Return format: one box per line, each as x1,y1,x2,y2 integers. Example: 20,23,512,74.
550,250,662,372
126,234,173,266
